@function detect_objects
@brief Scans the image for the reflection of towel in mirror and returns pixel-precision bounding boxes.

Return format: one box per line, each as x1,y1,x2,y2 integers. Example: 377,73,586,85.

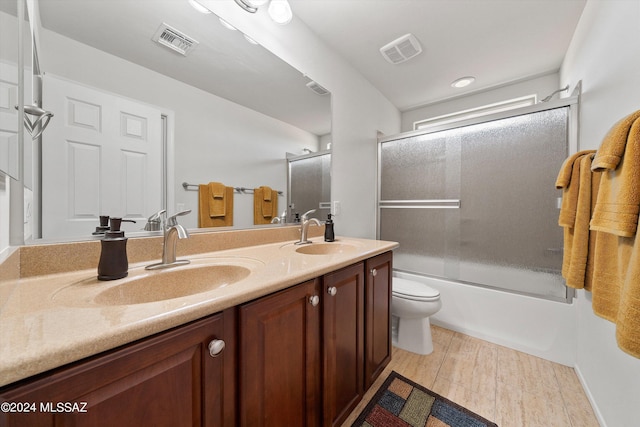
198,183,233,227
253,186,278,224
208,182,226,217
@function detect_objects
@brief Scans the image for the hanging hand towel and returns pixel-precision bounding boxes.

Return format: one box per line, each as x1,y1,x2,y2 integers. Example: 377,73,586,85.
208,182,226,218
564,154,601,290
555,149,596,189
198,183,234,227
253,186,278,224
590,113,640,237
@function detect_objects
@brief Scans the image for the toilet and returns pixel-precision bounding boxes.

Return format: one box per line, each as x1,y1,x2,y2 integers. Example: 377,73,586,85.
391,277,442,355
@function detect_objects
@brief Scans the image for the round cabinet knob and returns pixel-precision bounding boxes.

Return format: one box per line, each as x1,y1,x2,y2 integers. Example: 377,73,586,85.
327,286,337,296
309,295,320,306
208,339,226,358
371,268,378,277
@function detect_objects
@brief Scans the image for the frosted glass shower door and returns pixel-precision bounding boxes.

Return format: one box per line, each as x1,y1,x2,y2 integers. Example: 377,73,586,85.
379,107,568,301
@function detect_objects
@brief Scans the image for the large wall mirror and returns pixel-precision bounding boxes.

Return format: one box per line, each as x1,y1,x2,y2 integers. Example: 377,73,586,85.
0,0,331,242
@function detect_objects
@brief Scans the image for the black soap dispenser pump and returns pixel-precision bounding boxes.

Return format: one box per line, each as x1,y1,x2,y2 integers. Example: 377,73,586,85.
324,214,335,242
98,217,129,280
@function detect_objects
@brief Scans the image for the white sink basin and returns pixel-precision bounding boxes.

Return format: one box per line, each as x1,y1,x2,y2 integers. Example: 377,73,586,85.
52,257,261,306
295,243,357,255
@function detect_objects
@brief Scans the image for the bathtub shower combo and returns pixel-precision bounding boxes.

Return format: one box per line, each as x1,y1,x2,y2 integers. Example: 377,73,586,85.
378,103,574,354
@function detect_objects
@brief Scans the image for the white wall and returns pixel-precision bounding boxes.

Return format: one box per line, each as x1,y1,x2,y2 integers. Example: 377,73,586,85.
38,27,319,230
202,1,401,239
560,1,640,426
401,72,559,132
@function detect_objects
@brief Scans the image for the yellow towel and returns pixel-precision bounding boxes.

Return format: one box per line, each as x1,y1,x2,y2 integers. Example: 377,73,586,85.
591,110,640,171
198,184,234,227
208,182,226,218
590,112,640,237
616,234,640,358
253,186,278,224
555,149,596,189
564,154,600,289
558,154,584,228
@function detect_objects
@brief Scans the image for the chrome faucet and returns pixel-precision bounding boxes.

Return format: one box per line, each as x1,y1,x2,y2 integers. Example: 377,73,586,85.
271,210,288,224
145,209,191,270
295,209,321,245
144,209,166,231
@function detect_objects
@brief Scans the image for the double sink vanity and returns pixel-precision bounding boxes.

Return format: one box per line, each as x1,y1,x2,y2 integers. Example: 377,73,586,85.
0,225,397,426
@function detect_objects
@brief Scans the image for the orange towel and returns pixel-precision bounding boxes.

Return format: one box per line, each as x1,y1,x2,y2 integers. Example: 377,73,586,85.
253,186,278,225
198,184,234,227
555,149,596,189
564,154,600,290
558,154,584,228
616,234,640,358
590,111,640,237
208,182,226,218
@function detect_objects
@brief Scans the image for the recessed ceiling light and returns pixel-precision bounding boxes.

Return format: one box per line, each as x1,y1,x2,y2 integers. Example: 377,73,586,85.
188,0,211,14
451,76,476,88
268,0,293,25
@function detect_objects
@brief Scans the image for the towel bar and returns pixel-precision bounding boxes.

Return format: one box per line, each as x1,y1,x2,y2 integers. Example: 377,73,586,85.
182,182,283,195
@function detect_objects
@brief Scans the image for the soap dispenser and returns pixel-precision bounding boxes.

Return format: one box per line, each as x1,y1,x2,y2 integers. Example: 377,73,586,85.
324,214,335,242
98,217,129,280
92,215,111,235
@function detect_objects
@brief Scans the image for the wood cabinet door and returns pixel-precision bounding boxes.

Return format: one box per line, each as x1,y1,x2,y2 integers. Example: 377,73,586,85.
364,251,393,389
239,279,321,427
0,312,234,427
322,263,364,427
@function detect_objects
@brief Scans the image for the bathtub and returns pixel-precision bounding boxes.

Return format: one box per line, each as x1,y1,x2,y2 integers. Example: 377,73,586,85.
393,269,577,366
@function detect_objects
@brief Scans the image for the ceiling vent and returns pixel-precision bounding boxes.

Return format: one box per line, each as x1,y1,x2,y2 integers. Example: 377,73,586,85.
379,33,422,64
306,81,330,96
152,23,199,56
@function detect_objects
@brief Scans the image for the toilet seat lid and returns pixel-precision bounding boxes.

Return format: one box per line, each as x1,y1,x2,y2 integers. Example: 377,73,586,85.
393,278,440,301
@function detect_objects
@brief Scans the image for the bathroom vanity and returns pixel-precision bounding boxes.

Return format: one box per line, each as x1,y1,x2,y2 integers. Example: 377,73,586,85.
0,230,395,427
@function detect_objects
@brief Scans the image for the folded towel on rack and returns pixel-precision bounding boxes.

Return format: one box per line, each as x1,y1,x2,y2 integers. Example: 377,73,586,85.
555,149,596,189
199,184,233,228
253,186,278,224
208,182,226,218
590,112,640,237
563,154,601,290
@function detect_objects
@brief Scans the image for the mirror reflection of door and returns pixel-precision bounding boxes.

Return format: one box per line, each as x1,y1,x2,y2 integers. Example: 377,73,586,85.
287,151,331,222
42,74,163,238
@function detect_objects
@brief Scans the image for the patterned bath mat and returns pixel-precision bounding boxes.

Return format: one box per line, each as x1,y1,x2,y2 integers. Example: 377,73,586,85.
351,371,498,427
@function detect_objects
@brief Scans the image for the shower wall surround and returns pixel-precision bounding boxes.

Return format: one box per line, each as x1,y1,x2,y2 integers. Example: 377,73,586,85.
379,107,569,301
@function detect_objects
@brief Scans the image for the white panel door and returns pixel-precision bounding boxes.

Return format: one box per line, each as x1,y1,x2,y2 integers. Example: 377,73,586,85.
42,74,162,238
0,62,20,179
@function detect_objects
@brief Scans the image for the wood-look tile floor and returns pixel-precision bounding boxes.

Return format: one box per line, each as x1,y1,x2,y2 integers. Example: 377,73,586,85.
342,325,600,427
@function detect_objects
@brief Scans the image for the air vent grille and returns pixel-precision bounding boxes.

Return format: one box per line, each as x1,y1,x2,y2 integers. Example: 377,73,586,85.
153,23,199,56
380,33,422,64
306,81,330,96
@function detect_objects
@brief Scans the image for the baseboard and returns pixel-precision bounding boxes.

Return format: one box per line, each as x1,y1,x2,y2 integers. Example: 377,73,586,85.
574,363,607,427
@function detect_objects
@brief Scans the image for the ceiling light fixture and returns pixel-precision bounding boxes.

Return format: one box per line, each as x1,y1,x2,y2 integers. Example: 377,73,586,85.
188,0,211,14
268,0,293,25
451,76,476,88
233,0,258,13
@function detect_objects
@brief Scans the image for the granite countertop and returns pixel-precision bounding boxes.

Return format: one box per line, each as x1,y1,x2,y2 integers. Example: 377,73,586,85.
0,236,398,388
